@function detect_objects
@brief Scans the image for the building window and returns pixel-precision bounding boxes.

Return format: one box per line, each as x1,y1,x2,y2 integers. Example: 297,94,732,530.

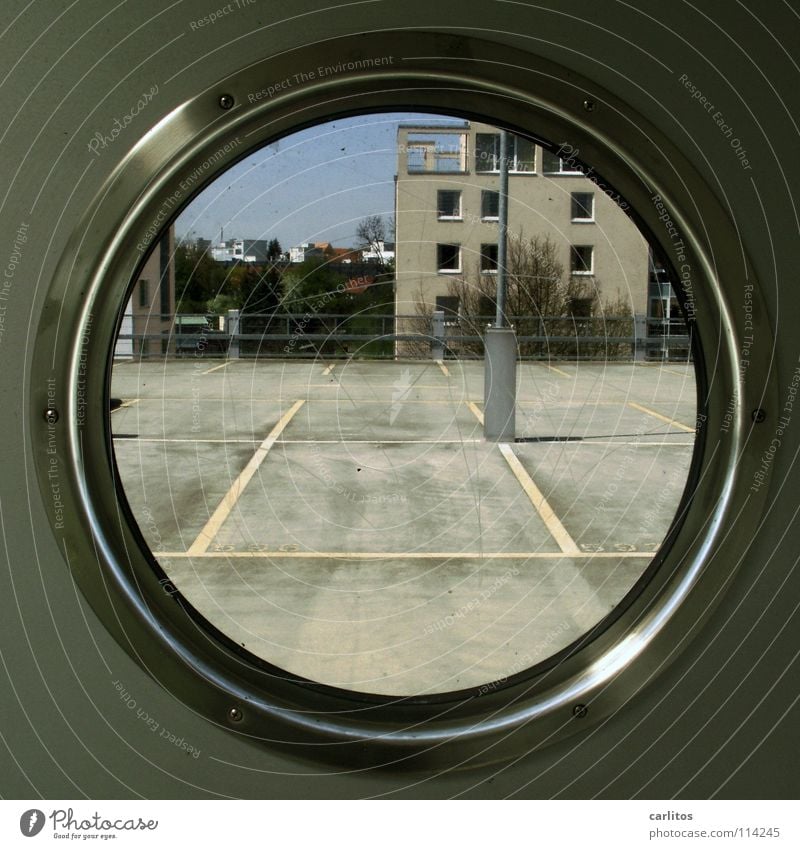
138,279,148,308
570,245,594,275
437,243,461,273
512,137,536,172
542,150,584,174
481,190,499,219
569,297,594,317
480,243,499,273
571,192,594,221
478,295,497,317
437,190,462,219
435,295,460,321
406,131,468,173
475,133,535,173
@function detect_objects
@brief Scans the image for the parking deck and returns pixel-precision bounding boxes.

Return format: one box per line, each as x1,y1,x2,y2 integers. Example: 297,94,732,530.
110,358,697,695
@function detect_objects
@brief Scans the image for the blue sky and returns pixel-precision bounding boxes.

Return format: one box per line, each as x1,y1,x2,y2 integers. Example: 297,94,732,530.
175,112,462,250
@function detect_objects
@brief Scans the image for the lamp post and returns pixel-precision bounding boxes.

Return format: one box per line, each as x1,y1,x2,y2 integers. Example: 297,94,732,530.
484,130,517,441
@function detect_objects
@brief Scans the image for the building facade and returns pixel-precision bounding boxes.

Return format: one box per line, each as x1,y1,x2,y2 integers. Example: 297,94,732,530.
115,225,176,358
394,121,651,337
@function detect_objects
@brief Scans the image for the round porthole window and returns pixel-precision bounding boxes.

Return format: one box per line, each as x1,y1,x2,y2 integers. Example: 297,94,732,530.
110,111,700,699
33,32,771,767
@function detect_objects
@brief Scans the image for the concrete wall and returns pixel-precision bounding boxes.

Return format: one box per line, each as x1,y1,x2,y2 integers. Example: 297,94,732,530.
130,225,175,357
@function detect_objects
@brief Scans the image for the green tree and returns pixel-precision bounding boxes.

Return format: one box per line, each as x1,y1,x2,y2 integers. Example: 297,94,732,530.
239,264,282,314
279,257,348,314
174,242,228,313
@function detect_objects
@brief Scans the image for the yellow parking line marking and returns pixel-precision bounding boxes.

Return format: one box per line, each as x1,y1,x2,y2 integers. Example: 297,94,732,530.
637,364,692,377
156,550,653,560
141,398,476,405
467,401,484,425
627,401,695,432
499,443,581,555
186,399,305,556
547,364,571,378
435,359,450,377
278,438,483,444
110,399,140,413
202,361,234,375
322,363,336,375
305,383,454,389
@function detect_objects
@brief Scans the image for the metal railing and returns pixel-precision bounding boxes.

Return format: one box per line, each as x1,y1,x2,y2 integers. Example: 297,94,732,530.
115,311,693,361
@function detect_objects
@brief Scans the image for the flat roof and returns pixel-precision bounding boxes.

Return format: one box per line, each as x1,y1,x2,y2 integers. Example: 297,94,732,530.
397,122,470,130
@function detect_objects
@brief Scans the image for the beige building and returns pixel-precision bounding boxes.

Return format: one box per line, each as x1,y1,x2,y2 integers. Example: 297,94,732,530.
116,226,176,358
394,121,650,337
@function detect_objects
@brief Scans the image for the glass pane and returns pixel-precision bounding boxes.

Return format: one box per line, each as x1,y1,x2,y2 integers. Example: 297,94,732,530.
437,190,461,217
481,190,499,218
110,113,697,697
475,132,498,171
542,150,561,172
513,137,535,172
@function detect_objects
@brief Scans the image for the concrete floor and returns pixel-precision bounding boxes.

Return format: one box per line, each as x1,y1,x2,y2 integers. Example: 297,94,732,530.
111,357,697,695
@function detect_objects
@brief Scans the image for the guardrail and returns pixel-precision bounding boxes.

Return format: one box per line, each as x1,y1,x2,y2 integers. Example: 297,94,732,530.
115,312,693,361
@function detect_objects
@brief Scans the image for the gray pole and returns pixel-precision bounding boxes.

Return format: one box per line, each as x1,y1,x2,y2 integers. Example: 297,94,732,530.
484,129,517,441
431,309,445,361
495,130,509,327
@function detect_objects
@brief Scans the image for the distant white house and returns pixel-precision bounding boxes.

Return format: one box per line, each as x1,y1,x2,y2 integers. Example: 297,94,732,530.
361,240,395,264
210,239,257,263
289,242,333,263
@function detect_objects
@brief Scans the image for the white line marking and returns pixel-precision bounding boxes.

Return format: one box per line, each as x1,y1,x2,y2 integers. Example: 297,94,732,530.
186,400,305,556
202,361,234,375
627,401,695,432
156,550,654,560
467,401,484,425
547,364,571,378
435,359,450,377
499,442,581,555
572,441,695,446
112,436,692,447
322,363,336,376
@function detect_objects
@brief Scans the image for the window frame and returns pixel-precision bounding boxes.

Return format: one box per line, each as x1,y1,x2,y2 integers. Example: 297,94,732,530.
406,131,469,174
571,191,595,222
475,132,536,174
434,295,460,324
570,244,594,275
436,242,462,273
480,243,499,274
481,189,499,220
542,150,585,175
437,189,463,220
